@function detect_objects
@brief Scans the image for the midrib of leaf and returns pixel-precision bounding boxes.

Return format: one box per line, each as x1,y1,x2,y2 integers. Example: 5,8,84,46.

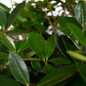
38,69,76,86
10,53,28,85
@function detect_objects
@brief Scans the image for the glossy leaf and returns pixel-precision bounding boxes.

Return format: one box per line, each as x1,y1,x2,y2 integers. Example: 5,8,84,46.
0,74,21,86
9,51,29,85
29,32,45,59
6,1,25,28
49,58,71,64
54,30,77,62
67,51,86,61
18,34,29,52
77,63,86,82
58,16,82,35
67,23,86,46
31,61,42,71
0,34,15,51
45,35,55,59
38,65,76,86
75,1,86,25
0,8,7,27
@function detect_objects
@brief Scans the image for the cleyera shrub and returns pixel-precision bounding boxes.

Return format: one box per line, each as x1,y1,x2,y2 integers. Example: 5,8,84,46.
0,0,86,86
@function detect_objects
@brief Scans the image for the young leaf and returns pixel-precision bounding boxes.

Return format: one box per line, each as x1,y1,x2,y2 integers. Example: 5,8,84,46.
29,32,45,59
6,1,25,28
45,35,55,59
0,8,7,28
0,34,15,51
75,1,86,25
67,23,86,46
9,51,29,85
77,64,86,82
0,74,21,86
67,51,86,61
49,58,71,64
38,65,76,86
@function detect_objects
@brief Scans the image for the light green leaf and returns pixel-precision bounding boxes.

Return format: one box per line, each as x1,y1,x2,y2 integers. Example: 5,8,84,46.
67,51,86,61
9,51,29,85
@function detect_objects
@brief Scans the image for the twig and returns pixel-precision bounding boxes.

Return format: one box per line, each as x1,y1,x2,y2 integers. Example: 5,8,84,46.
10,0,13,8
43,8,54,30
46,0,58,29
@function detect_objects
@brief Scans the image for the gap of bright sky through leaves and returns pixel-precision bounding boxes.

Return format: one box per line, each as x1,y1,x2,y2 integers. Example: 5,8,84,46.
0,0,79,16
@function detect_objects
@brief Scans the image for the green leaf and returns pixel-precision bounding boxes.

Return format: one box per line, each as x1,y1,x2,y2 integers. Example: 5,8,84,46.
54,30,77,62
29,32,45,59
18,34,29,52
68,75,86,86
45,35,55,59
77,63,86,82
75,1,86,25
49,58,71,64
9,51,29,85
31,61,42,71
6,1,25,28
67,51,86,61
67,23,86,46
43,64,57,73
58,17,82,35
0,3,11,12
24,58,42,61
0,74,21,86
38,65,76,86
0,8,7,27
0,34,15,51
0,52,8,59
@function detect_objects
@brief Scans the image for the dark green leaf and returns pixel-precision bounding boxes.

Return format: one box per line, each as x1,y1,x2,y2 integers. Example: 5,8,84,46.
0,52,8,59
49,58,71,64
38,65,76,86
77,63,86,82
67,23,86,46
43,64,57,73
54,30,77,62
45,35,55,59
0,3,11,12
6,1,25,28
9,51,29,85
0,74,21,86
75,1,86,25
0,8,7,27
31,61,42,71
58,17,82,35
29,32,45,59
0,34,15,51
